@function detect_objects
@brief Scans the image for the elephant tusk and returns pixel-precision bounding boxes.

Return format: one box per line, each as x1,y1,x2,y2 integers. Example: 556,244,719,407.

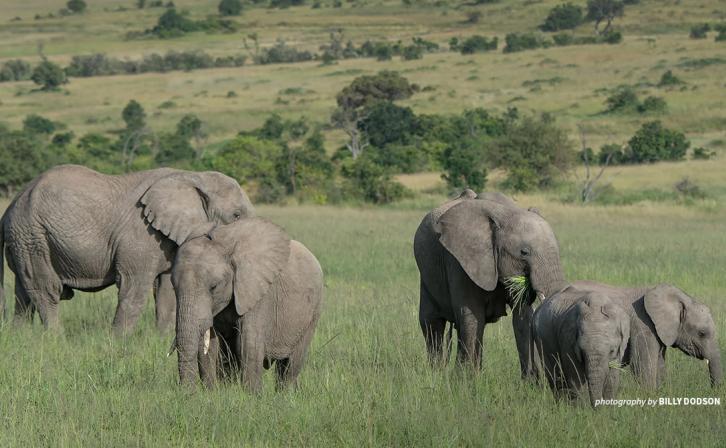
706,359,710,366
203,329,211,355
536,292,546,302
166,337,177,357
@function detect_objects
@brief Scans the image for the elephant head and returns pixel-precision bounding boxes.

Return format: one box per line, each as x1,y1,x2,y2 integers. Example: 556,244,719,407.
434,197,567,303
171,218,290,386
574,294,630,407
644,284,722,387
141,171,255,245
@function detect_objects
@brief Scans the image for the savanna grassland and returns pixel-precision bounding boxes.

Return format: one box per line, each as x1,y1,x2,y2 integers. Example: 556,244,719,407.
1,0,725,446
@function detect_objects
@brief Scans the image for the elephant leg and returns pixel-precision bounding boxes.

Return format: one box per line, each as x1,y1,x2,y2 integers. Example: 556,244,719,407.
419,282,447,366
13,281,36,324
454,310,486,369
112,273,152,334
239,319,265,394
512,303,535,380
276,326,315,391
153,272,176,332
629,332,660,389
656,347,667,388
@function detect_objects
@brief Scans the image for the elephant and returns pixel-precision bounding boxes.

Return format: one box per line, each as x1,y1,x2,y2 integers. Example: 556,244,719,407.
532,286,630,407
572,281,722,388
0,164,254,332
171,217,324,392
413,189,568,375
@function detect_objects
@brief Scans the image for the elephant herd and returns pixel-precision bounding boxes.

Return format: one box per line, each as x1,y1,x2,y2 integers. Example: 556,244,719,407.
0,165,721,405
414,189,722,407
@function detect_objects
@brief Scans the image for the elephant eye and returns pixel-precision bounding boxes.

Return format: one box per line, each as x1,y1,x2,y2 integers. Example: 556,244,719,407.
520,247,531,257
233,211,241,220
698,330,707,338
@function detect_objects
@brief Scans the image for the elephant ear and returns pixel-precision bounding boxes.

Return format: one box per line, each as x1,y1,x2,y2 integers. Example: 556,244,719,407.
215,218,291,317
435,200,505,291
643,284,685,347
140,173,214,245
601,301,631,361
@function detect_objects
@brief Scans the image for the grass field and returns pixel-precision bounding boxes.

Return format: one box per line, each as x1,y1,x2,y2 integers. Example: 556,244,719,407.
0,199,724,446
1,0,725,445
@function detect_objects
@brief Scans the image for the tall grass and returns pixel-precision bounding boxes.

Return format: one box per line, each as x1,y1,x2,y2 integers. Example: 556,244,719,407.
0,202,723,446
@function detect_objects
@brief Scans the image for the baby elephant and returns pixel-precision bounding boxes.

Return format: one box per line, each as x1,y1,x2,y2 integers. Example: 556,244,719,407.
532,286,630,407
171,217,324,392
573,281,722,388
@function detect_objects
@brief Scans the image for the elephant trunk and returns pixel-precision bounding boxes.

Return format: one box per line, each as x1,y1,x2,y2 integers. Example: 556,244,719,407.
708,351,722,387
531,251,568,300
584,354,607,408
176,291,211,386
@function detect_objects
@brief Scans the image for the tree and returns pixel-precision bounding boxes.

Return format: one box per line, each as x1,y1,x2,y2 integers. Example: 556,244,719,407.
31,59,67,91
332,71,418,158
176,114,207,160
122,100,147,132
0,59,32,82
67,0,87,14
23,114,57,135
340,154,407,204
627,121,689,163
440,139,488,191
218,0,242,16
586,0,624,34
541,3,583,32
0,130,50,196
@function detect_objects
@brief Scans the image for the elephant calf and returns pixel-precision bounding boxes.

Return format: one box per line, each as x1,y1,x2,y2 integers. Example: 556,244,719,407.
572,281,722,388
532,286,630,407
172,218,324,392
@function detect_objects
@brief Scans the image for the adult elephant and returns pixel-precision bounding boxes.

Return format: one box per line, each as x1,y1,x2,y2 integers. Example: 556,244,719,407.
0,164,254,333
413,190,567,375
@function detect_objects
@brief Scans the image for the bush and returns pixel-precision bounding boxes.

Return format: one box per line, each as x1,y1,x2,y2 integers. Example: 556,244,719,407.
627,121,689,163
605,86,639,113
270,0,305,8
122,100,146,131
336,71,418,111
340,154,408,204
503,33,548,53
465,11,482,24
31,60,68,91
23,114,57,135
541,3,583,32
440,139,488,191
674,177,706,199
66,0,87,13
489,114,575,191
586,0,624,33
218,0,242,16
459,35,498,54
598,143,627,165
657,70,684,87
602,29,622,43
716,27,726,42
0,130,54,195
637,96,667,114
149,8,198,37
0,59,32,82
691,147,715,160
689,23,710,39
401,45,423,60
254,40,314,64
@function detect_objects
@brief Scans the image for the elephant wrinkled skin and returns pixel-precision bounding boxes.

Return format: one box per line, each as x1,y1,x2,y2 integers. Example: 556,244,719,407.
0,164,254,332
413,190,567,374
532,286,630,407
172,218,323,392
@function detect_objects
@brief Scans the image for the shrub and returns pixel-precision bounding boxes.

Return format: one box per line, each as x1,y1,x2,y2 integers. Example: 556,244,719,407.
270,0,305,8
627,121,689,163
150,8,198,37
0,59,32,82
31,60,68,91
66,0,87,13
489,114,575,190
602,29,622,43
552,33,574,46
401,45,423,60
598,143,627,165
674,177,706,199
691,147,715,160
637,96,667,114
440,139,488,191
503,33,548,53
0,130,53,195
340,154,408,204
359,102,419,149
122,100,146,131
336,71,418,111
605,86,639,112
465,11,482,24
716,27,726,42
23,114,57,135
459,35,498,54
541,3,583,32
254,40,314,64
586,0,624,34
218,0,242,16
657,70,683,87
155,132,195,165
689,23,710,39
65,54,118,77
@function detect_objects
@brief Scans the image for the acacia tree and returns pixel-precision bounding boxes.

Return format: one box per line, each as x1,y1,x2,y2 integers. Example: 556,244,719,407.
586,0,624,34
331,71,418,158
31,59,67,91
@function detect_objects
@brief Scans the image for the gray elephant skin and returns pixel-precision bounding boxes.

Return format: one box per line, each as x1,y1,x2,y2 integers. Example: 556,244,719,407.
0,164,254,332
572,281,722,388
413,190,567,373
532,286,630,407
172,217,323,392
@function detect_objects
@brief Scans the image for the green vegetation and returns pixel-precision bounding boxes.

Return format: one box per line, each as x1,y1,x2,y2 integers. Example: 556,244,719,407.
31,59,67,91
218,0,242,16
541,3,584,32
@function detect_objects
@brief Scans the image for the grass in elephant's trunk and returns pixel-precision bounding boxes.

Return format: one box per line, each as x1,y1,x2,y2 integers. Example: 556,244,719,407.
504,275,532,311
